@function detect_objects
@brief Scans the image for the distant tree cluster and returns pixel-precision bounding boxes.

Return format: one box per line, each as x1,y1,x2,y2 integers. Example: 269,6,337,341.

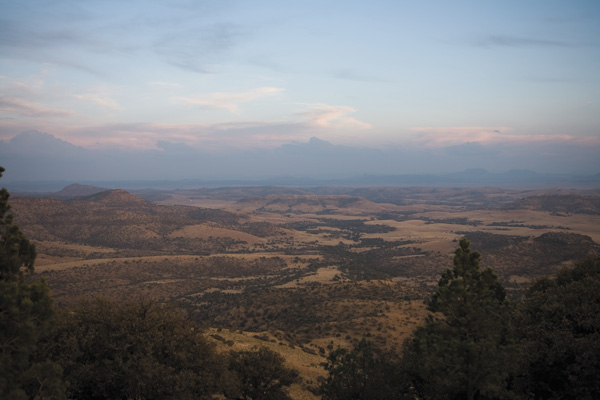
321,238,600,400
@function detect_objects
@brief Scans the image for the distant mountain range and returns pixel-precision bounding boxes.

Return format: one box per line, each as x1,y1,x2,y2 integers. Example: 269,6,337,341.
1,130,599,191
6,169,600,196
51,184,110,200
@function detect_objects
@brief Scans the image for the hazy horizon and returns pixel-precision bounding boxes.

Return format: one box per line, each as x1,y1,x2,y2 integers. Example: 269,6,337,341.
1,1,599,183
1,130,599,194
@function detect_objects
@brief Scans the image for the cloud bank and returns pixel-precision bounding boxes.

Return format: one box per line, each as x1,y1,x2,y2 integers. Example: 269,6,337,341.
0,130,598,184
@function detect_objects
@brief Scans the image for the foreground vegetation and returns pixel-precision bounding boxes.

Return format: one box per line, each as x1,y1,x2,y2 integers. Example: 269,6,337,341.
2,168,600,399
1,167,298,399
322,241,600,399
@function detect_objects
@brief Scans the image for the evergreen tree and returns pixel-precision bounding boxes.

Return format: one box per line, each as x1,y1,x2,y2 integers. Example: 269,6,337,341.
0,166,66,399
226,346,299,400
0,167,36,280
321,338,409,400
43,298,226,400
403,238,515,400
516,256,600,399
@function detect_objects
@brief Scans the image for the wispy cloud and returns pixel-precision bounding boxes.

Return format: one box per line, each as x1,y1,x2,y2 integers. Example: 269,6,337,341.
40,120,300,151
411,126,514,147
0,97,74,118
149,81,183,87
174,87,284,113
0,15,109,75
153,23,240,73
74,91,123,110
1,100,371,151
297,104,371,130
476,35,573,48
331,69,388,83
411,126,598,147
0,17,88,50
1,3,240,76
0,78,44,97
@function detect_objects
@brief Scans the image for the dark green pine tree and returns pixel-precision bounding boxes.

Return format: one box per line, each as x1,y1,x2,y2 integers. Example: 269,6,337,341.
516,256,600,399
225,347,299,400
321,338,408,400
44,298,227,400
0,167,36,280
0,166,66,399
404,238,516,400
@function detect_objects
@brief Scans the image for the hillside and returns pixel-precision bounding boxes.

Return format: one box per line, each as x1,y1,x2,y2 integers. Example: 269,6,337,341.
236,194,393,215
11,191,244,254
79,189,148,205
462,231,600,278
15,187,600,289
51,183,109,199
10,186,600,398
501,194,600,215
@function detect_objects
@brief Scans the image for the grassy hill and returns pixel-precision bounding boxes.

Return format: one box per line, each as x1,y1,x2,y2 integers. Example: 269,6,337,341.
501,194,600,215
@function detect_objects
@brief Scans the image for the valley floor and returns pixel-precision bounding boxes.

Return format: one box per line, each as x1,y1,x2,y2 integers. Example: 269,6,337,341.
13,185,600,398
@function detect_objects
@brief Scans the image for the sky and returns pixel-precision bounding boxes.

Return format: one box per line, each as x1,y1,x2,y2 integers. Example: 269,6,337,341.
1,0,599,182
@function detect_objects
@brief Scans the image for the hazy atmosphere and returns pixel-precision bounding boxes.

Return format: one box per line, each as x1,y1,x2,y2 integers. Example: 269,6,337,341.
1,0,599,183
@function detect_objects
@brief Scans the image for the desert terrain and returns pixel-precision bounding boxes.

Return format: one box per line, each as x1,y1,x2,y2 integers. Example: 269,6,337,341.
11,184,600,399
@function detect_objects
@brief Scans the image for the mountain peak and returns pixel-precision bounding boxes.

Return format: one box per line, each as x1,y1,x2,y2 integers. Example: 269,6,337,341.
52,184,109,199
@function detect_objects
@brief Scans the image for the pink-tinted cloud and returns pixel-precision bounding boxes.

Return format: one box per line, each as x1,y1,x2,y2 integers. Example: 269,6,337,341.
0,72,47,95
297,104,371,130
31,121,305,151
0,97,74,118
74,92,123,110
174,87,283,113
47,102,371,150
410,126,597,147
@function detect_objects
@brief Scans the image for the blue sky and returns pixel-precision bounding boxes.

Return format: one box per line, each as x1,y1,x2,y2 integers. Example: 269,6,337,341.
1,0,599,178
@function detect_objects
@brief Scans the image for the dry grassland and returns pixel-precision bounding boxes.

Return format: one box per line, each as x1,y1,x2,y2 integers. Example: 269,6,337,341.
207,328,325,400
12,186,600,395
